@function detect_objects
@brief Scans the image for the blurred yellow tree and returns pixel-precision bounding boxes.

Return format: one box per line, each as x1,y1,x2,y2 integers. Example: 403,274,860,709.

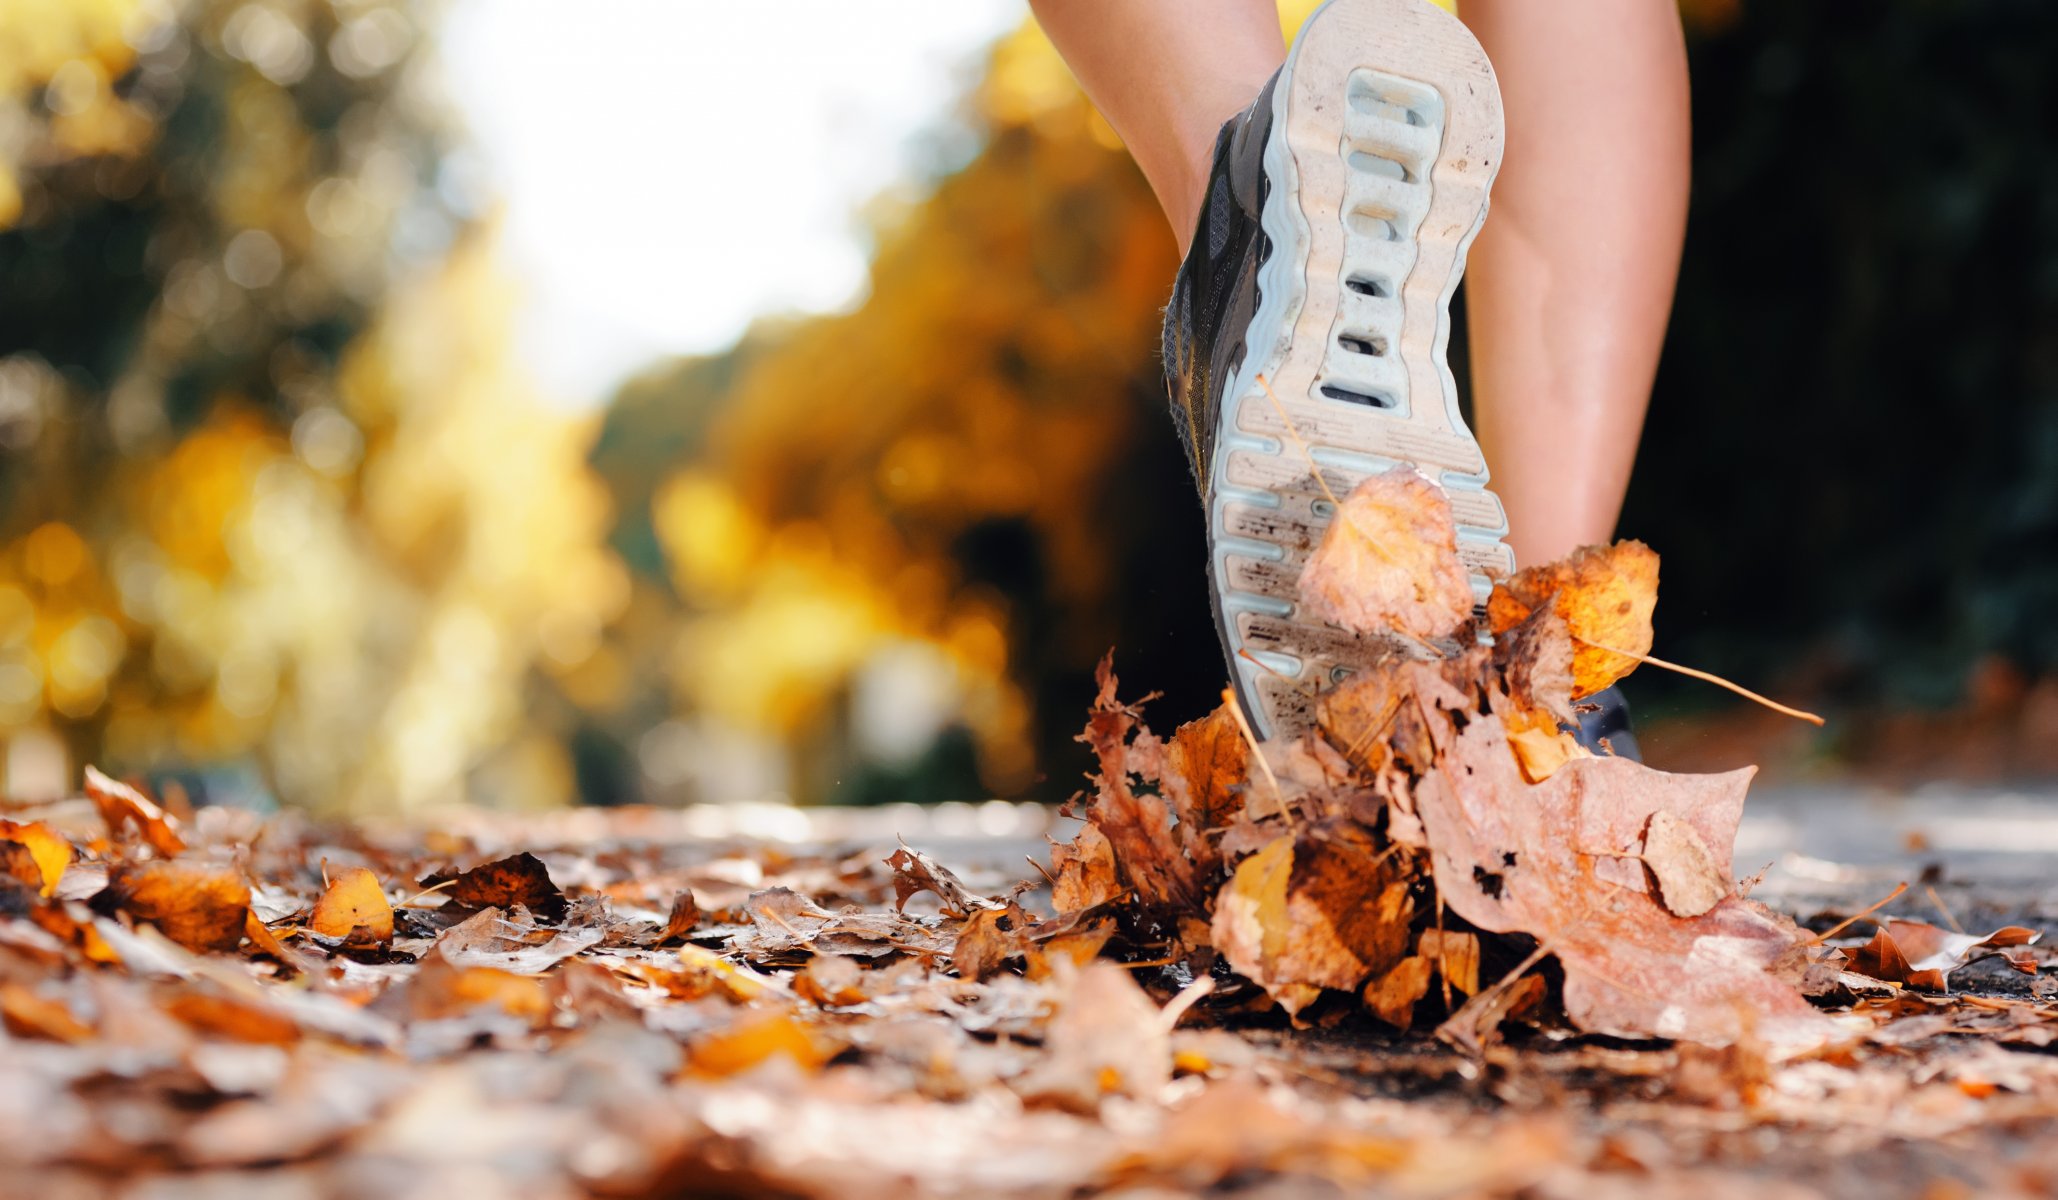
0,0,621,811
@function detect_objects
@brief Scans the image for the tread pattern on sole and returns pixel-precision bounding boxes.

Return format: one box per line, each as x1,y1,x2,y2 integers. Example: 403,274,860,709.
1207,0,1512,739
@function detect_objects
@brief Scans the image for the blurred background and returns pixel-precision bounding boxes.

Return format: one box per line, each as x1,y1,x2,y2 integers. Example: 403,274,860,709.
1,0,2053,813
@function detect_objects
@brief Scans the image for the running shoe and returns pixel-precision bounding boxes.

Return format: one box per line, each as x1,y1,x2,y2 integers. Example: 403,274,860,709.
1162,0,1512,738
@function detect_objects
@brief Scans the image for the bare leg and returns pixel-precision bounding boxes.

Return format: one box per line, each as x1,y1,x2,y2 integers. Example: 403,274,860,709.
1459,0,1692,565
1028,0,1284,256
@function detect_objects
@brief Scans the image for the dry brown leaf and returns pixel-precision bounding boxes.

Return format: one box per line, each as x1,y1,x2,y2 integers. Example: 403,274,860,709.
0,820,73,897
1846,921,2042,989
794,954,870,1007
93,859,251,954
1846,928,1920,987
658,889,701,943
1487,541,1660,697
1076,654,1201,911
1297,468,1477,641
1,839,44,895
84,765,187,858
1023,911,1117,981
952,903,1028,981
1418,928,1481,996
1363,955,1432,1028
885,841,997,916
307,865,394,942
242,910,296,962
433,906,602,974
1643,810,1730,918
1049,823,1122,914
1163,704,1249,865
1014,962,1171,1109
1411,696,1835,1050
439,852,566,922
1211,823,1412,1013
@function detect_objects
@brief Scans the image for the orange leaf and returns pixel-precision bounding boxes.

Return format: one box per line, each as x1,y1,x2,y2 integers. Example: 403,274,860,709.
0,820,73,896
308,865,394,942
93,859,250,953
688,1012,835,1078
162,991,301,1044
84,765,186,858
0,982,93,1043
1487,541,1660,698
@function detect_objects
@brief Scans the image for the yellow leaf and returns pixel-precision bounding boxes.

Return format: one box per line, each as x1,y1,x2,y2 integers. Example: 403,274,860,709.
308,864,394,942
0,820,72,897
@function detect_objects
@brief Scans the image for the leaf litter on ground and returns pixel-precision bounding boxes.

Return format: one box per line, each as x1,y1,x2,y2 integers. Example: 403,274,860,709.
2,466,2055,1197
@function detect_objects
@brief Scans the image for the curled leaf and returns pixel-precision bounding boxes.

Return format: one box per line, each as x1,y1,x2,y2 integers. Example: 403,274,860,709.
84,765,186,858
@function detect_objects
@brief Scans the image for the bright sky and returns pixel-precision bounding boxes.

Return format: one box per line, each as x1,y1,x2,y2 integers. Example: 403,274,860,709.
439,0,1026,405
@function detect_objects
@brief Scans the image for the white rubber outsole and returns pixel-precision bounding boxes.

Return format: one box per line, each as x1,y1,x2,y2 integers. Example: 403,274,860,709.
1209,0,1512,739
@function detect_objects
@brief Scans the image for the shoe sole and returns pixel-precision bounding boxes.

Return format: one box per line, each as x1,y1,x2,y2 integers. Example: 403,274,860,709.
1207,0,1511,739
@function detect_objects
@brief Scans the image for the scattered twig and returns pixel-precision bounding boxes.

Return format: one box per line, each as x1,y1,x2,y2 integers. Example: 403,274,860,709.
1807,882,1909,945
1223,686,1294,830
1574,637,1826,726
1925,884,1966,934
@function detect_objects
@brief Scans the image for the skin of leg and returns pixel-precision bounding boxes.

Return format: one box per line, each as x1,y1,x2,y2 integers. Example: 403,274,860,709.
1457,0,1692,566
1027,0,1285,256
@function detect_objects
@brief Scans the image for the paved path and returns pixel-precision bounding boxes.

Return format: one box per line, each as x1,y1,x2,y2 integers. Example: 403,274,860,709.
653,782,2058,918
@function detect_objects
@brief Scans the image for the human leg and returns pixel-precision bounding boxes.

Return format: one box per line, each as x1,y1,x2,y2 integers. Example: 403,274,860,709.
1457,0,1692,565
1027,0,1285,254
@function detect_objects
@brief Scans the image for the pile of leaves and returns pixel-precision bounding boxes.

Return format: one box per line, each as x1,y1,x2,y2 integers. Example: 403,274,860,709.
4,471,2058,1196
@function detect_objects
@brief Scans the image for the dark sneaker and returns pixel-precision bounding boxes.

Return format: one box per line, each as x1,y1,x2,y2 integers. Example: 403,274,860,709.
1163,0,1512,739
1572,685,1643,762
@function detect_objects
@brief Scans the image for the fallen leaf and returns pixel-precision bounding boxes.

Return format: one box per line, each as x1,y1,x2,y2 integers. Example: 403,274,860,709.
657,890,701,943
952,903,1028,981
401,952,551,1023
885,841,997,916
1487,542,1660,697
1211,823,1412,1012
1411,696,1834,1050
1075,654,1202,911
1014,962,1171,1109
0,820,73,897
1418,928,1481,996
93,860,251,954
0,981,94,1042
1048,824,1123,914
162,990,302,1044
1643,810,1731,918
307,865,394,942
434,906,603,974
84,765,187,858
1162,704,1249,866
794,954,871,1007
438,853,566,922
1845,921,2041,989
1,839,44,895
1364,956,1432,1028
688,1012,836,1078
1297,468,1478,641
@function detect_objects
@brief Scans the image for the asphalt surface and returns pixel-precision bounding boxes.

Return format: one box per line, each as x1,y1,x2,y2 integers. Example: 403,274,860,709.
656,780,2058,921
